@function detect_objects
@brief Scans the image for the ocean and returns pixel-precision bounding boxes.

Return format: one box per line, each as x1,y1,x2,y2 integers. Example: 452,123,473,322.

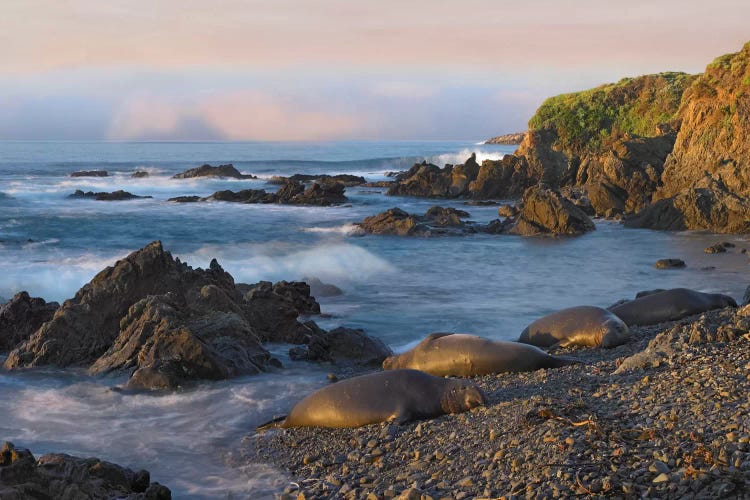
0,140,747,498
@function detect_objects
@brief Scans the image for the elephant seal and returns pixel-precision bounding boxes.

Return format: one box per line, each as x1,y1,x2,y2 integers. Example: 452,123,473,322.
519,306,630,348
256,369,486,430
382,333,578,376
608,288,737,326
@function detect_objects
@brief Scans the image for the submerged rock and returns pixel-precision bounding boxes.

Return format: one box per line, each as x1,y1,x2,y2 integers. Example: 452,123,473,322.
508,185,595,236
131,171,150,178
0,441,171,499
69,190,152,201
0,292,58,352
70,170,108,177
289,327,392,366
173,163,256,179
358,206,485,236
287,174,366,186
654,258,686,269
303,277,344,297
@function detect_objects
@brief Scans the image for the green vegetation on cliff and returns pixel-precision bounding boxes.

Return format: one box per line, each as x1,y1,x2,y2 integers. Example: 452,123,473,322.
528,72,697,152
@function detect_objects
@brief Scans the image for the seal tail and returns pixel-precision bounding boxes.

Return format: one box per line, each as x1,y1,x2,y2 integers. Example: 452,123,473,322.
256,415,287,431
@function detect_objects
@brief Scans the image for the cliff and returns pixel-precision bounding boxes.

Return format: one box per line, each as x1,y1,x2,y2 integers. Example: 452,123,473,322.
484,132,526,145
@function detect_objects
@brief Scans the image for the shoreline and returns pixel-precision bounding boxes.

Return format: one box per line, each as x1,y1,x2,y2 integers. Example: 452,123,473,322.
244,308,750,499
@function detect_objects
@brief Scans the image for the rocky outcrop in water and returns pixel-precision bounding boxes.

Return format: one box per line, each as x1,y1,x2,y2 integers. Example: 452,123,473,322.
3,242,383,389
269,174,366,187
131,171,150,178
484,132,526,145
357,206,493,236
0,441,171,499
172,164,256,179
0,292,58,352
289,326,392,366
70,170,108,177
69,190,153,201
169,181,347,206
507,186,596,236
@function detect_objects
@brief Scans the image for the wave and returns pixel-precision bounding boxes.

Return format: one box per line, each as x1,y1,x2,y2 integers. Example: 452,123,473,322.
426,148,505,166
302,223,365,236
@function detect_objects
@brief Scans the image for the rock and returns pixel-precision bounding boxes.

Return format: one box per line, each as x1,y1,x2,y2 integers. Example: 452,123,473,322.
654,259,686,269
498,204,519,218
357,206,476,236
705,243,728,254
4,241,371,389
70,170,108,177
173,163,256,179
508,185,595,236
468,154,537,200
131,171,150,178
288,327,392,366
168,196,202,203
484,132,527,145
742,286,750,306
0,441,171,499
624,177,750,233
0,292,58,352
68,189,152,201
303,277,344,297
287,174,367,187
185,181,348,206
658,42,750,200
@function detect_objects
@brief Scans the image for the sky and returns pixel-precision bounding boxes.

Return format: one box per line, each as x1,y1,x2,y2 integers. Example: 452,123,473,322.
1,0,749,141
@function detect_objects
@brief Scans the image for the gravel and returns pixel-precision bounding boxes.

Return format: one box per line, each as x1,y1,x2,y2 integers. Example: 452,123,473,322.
242,306,750,499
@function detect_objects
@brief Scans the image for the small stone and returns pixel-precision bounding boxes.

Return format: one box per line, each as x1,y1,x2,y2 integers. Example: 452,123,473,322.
653,473,670,483
654,258,686,269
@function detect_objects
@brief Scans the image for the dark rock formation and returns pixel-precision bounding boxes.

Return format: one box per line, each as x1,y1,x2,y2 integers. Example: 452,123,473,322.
172,164,256,179
705,243,727,254
287,174,366,186
3,242,382,389
0,292,58,352
69,190,152,201
484,132,526,145
0,441,170,499
131,171,150,178
171,181,347,206
507,186,596,236
624,177,750,233
289,327,392,366
654,259,686,269
70,170,108,177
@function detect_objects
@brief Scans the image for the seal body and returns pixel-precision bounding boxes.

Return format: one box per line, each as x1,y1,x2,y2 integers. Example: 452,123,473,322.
519,306,630,348
609,288,737,326
382,333,578,376
274,369,486,429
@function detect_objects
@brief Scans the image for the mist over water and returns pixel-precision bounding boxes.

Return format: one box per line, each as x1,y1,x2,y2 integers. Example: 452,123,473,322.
1,140,748,497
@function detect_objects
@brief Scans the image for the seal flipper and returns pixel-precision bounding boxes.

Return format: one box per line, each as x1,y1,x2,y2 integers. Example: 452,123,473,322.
391,409,413,425
256,415,287,431
547,355,581,368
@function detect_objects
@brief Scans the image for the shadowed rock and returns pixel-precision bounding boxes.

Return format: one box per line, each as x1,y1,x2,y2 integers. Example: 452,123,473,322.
70,170,108,177
654,258,686,269
508,185,595,236
171,180,347,206
173,163,256,179
0,441,171,499
0,292,58,352
69,190,152,201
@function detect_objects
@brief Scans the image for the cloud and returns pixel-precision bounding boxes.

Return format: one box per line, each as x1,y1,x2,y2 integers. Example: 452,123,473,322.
106,90,361,141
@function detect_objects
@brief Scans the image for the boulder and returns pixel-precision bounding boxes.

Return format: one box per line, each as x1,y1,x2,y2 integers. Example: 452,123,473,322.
498,204,519,218
207,189,277,204
0,292,58,352
288,327,392,366
508,185,596,236
287,181,347,206
70,170,108,177
69,190,152,201
358,206,475,236
175,181,348,206
131,171,150,178
167,196,201,203
287,174,366,186
654,259,686,269
0,441,171,499
624,177,750,233
172,163,256,179
468,154,538,199
704,243,727,254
